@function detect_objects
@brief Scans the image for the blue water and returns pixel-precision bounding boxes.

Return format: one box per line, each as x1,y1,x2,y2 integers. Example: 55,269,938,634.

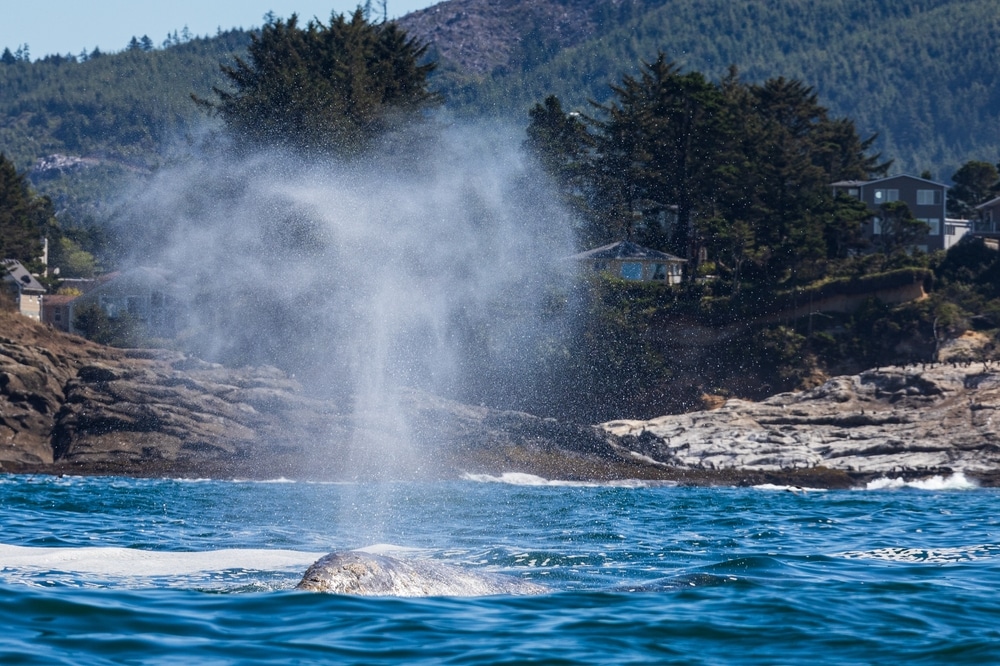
1,472,998,664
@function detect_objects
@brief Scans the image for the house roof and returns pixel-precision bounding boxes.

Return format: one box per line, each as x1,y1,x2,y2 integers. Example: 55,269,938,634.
567,241,686,263
2,259,45,293
832,174,949,189
78,267,172,298
975,195,1000,210
42,294,77,307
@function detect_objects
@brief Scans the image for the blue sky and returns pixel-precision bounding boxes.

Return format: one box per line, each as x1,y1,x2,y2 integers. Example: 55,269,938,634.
1,1,440,59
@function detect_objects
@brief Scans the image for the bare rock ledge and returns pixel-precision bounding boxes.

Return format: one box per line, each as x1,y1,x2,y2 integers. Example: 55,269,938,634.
603,362,1000,487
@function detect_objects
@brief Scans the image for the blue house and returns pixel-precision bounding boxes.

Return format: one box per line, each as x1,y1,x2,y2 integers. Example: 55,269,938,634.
568,241,686,285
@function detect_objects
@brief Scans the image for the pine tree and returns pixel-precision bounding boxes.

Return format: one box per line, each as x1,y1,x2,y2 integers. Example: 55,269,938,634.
0,153,55,268
948,160,1000,217
525,61,885,287
877,201,929,254
197,9,438,156
525,95,595,237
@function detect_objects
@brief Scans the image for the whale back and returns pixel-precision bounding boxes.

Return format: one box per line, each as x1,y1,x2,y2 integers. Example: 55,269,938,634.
296,551,549,597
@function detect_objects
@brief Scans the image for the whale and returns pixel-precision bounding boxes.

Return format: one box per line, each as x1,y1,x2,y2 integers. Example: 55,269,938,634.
296,551,550,596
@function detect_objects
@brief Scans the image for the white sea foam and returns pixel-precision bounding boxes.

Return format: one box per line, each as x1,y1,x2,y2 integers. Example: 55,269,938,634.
0,544,324,577
752,484,828,493
834,544,1000,563
461,472,655,488
864,472,979,491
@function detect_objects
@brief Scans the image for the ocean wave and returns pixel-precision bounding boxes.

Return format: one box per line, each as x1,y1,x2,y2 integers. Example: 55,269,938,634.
752,484,828,493
460,472,658,488
864,472,979,491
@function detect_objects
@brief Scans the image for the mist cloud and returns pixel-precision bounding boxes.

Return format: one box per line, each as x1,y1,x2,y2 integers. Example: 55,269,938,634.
111,120,580,444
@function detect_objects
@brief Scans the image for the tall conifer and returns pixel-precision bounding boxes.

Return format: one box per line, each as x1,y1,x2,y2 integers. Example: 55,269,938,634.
197,9,438,156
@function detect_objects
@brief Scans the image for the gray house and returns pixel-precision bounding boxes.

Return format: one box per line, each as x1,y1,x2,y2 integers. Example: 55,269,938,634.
67,267,181,338
974,195,1000,234
568,241,686,285
2,259,45,321
832,174,950,251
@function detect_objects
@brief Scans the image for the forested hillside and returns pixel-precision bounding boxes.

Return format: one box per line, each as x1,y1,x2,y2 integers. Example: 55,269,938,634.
401,0,1000,178
1,0,998,214
0,30,248,169
0,30,249,226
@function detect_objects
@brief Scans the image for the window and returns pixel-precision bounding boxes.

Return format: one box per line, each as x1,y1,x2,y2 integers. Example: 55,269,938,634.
872,217,882,235
873,189,899,203
917,189,942,205
650,264,667,280
620,262,643,280
127,296,144,316
919,218,941,235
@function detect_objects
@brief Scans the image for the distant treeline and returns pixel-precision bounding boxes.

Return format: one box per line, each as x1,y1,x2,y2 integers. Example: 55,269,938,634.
0,30,250,169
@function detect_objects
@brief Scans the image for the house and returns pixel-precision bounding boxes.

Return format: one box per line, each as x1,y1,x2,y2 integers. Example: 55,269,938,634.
832,174,949,251
40,277,105,332
41,294,77,332
66,267,181,338
974,195,1000,235
943,219,972,250
567,241,686,285
2,259,45,320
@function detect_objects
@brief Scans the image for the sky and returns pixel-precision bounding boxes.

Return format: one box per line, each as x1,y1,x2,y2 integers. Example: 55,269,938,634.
1,0,441,59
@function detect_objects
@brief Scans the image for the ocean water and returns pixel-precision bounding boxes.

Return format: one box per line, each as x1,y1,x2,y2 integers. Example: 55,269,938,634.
1,471,998,664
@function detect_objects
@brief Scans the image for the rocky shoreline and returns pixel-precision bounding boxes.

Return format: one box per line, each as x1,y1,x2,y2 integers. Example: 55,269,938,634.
602,361,1000,488
1,311,998,488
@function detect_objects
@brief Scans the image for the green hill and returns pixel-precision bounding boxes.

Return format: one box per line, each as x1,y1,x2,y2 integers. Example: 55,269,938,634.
1,0,998,214
0,30,249,222
0,30,248,167
401,0,1000,179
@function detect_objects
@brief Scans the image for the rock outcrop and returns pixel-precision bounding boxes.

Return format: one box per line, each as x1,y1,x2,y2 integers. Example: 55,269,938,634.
4,309,1000,486
0,309,631,481
603,362,1000,485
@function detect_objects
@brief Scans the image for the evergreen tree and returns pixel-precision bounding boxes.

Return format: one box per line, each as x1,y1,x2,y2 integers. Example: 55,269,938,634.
197,9,438,156
948,160,1000,217
525,61,886,287
590,54,728,259
877,201,929,254
525,95,595,237
1,48,15,65
0,153,56,268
